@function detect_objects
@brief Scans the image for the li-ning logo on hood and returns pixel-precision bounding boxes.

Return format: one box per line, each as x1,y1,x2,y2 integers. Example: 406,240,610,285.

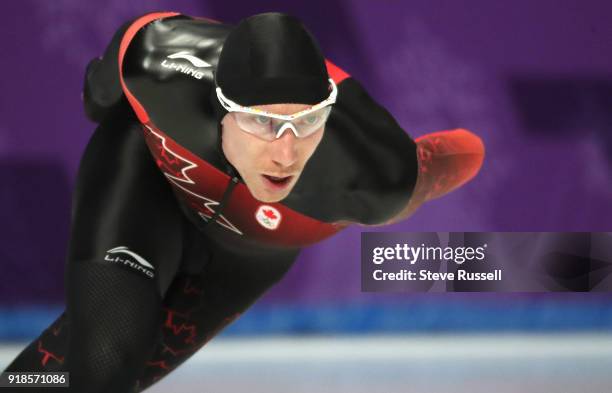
161,51,211,80
104,246,155,278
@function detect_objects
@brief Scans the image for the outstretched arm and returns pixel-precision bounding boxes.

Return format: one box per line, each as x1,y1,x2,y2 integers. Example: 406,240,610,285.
382,128,485,225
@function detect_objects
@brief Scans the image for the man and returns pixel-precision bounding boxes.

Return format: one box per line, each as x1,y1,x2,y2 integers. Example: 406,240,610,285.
3,11,484,392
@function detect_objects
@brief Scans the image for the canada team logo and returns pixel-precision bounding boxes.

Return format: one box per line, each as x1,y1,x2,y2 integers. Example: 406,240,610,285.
255,205,282,230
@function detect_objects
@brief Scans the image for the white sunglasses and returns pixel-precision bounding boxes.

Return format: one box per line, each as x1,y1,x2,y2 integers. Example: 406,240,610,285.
216,78,337,141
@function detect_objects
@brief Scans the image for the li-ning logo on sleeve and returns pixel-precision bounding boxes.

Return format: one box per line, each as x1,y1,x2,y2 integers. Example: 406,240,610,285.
161,51,211,80
104,246,155,278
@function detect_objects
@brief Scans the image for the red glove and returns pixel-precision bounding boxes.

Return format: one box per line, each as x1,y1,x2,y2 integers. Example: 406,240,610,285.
414,128,485,201
358,128,485,226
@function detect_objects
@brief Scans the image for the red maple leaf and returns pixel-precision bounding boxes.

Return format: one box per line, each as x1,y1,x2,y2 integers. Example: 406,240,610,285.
263,209,277,220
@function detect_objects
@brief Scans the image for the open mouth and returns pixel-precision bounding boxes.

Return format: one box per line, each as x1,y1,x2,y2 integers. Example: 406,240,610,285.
262,174,293,189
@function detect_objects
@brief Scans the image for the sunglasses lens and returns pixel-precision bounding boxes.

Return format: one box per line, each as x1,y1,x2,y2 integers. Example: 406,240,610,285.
233,113,276,140
289,106,332,137
233,106,332,140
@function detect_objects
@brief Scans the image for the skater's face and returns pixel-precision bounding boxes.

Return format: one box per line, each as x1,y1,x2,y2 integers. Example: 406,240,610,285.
221,103,325,203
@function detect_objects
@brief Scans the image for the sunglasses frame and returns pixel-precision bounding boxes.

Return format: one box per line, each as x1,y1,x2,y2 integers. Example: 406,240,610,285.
216,78,337,121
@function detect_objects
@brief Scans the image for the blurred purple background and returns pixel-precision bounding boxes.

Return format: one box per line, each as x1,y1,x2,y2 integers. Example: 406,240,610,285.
1,0,611,333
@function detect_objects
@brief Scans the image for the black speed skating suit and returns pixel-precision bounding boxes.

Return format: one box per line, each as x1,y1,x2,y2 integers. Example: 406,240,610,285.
4,11,417,392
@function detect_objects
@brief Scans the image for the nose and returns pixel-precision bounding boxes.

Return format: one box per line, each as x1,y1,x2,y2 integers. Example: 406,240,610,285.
269,129,298,168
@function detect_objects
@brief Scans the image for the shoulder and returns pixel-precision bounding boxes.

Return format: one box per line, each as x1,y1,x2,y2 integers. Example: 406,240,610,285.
83,12,229,124
111,13,233,173
118,12,231,120
119,12,227,56
119,12,231,74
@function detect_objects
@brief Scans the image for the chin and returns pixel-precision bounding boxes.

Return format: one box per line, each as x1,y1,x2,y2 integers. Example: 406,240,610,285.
252,191,289,203
249,185,292,203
